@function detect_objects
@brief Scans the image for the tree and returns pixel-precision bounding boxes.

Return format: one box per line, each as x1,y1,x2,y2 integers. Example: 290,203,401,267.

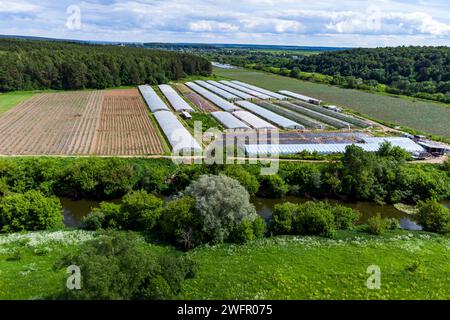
121,190,163,231
269,202,298,235
158,196,200,250
57,232,196,300
258,174,289,198
416,199,450,234
0,190,63,232
183,174,258,243
222,166,260,195
292,202,336,238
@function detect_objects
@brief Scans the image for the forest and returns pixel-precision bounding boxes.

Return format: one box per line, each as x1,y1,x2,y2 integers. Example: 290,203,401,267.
294,46,450,99
203,46,450,103
0,38,212,92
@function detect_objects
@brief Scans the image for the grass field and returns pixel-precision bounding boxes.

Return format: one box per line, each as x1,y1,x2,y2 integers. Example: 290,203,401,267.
1,229,449,300
214,68,450,138
0,92,36,115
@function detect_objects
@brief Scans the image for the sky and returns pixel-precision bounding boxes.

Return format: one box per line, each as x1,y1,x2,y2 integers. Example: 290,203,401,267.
1,0,450,47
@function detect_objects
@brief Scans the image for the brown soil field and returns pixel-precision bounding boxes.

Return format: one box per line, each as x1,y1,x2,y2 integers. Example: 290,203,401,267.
175,83,219,112
93,89,164,155
0,89,163,155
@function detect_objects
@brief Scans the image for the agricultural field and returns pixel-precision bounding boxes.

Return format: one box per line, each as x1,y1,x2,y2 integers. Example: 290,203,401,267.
174,83,219,112
93,89,164,155
214,68,450,138
0,89,164,156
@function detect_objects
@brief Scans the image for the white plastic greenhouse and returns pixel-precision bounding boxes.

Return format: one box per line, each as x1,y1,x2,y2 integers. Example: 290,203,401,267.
185,82,241,112
218,81,272,100
211,111,250,130
195,80,239,101
207,80,255,100
235,101,303,130
279,90,322,105
158,84,194,112
233,110,277,130
153,110,202,154
138,85,170,112
231,81,288,100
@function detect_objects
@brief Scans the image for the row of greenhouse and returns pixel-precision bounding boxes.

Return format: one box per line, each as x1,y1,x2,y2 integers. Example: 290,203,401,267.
187,79,371,130
138,84,201,154
137,79,373,154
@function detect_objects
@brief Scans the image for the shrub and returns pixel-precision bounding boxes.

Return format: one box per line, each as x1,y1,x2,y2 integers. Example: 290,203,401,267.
333,205,360,230
82,202,122,230
0,190,63,232
258,174,289,198
416,199,450,234
158,196,201,249
386,218,401,230
183,174,258,244
367,213,389,235
57,231,196,300
269,202,298,235
222,166,260,195
121,190,163,231
293,202,336,238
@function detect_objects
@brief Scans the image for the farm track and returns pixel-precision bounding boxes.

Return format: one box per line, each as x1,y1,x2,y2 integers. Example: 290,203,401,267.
0,89,163,156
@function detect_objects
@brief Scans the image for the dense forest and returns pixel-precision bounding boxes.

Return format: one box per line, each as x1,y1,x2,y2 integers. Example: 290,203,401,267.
294,47,450,101
0,39,211,92
201,46,450,103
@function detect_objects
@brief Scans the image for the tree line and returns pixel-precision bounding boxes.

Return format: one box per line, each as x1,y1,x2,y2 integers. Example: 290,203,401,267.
197,46,450,104
0,38,212,92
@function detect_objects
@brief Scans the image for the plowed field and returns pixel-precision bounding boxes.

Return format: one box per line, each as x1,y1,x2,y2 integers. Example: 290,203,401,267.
0,89,163,155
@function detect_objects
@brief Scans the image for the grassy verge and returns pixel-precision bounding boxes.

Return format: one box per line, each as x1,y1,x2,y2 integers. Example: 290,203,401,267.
1,229,449,300
0,92,36,115
214,68,450,139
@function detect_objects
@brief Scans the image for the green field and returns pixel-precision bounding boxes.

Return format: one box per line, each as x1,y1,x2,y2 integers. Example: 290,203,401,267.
1,229,449,300
0,92,35,115
214,68,450,138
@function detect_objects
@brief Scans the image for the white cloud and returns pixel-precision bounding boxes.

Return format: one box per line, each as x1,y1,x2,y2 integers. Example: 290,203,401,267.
0,0,449,46
0,0,39,13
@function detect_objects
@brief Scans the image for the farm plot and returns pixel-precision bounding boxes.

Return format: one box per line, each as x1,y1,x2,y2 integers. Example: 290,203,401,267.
175,83,219,112
214,68,450,138
0,89,164,156
0,91,102,155
92,89,164,156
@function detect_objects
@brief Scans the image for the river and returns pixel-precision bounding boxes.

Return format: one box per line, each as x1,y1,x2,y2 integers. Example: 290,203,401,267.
62,197,450,230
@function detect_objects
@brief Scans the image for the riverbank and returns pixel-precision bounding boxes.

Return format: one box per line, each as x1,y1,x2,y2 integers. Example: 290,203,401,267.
1,229,449,300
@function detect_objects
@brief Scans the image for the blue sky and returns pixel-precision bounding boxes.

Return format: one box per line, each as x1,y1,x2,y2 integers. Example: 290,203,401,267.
1,0,450,47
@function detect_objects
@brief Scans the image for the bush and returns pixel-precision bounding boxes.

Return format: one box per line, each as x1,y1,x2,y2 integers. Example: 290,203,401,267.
0,190,63,232
367,213,389,235
82,202,122,230
183,174,259,244
231,216,266,244
416,199,450,234
158,196,201,249
57,231,196,300
386,218,401,230
121,190,163,231
333,205,360,230
222,166,260,195
269,202,298,235
293,202,336,238
258,174,289,198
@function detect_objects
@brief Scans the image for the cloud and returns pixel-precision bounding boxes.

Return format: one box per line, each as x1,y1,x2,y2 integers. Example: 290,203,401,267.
0,0,40,13
0,0,449,46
